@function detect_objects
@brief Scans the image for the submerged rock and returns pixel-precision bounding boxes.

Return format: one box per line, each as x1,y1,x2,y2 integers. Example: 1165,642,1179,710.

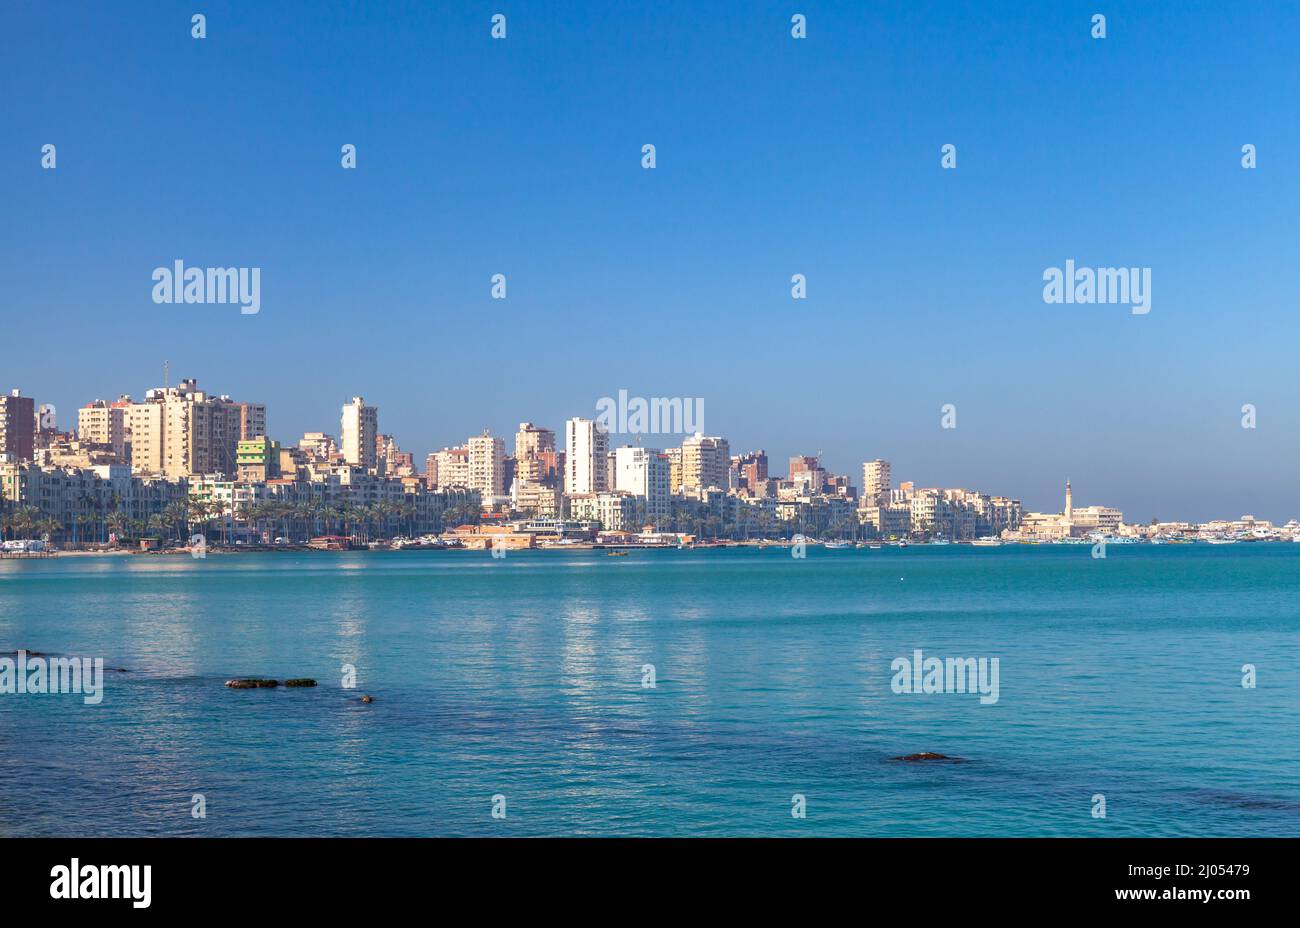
283,678,318,687
891,752,964,763
225,678,278,689
360,694,374,703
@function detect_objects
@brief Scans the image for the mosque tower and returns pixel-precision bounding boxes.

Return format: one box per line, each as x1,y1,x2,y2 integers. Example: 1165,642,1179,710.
1065,479,1073,522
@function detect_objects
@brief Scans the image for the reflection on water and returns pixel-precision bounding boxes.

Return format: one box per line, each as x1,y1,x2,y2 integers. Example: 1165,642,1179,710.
1,547,1299,836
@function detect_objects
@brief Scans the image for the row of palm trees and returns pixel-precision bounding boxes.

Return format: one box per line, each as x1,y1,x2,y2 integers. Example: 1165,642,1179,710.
2,494,873,547
0,497,483,549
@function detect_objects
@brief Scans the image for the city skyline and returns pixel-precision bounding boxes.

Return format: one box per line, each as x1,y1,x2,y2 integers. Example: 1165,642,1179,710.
1,372,1292,528
6,2,1300,523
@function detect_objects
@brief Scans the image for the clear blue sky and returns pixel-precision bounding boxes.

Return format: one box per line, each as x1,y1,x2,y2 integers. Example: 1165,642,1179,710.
3,1,1298,522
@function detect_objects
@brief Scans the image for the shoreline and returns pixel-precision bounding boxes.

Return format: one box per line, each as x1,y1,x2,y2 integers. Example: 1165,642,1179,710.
18,538,1300,559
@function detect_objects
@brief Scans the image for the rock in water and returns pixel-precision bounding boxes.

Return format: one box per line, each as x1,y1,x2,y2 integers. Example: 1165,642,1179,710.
283,678,317,687
225,678,278,689
891,752,962,762
360,695,374,703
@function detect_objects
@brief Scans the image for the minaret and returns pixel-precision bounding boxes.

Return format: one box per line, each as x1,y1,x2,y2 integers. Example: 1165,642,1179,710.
1065,479,1073,522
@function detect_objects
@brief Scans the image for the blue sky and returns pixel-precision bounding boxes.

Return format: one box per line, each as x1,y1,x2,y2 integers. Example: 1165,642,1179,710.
3,1,1298,521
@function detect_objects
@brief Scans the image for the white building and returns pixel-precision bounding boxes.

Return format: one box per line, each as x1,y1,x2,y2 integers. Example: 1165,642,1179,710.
565,417,608,495
340,396,378,471
613,446,671,526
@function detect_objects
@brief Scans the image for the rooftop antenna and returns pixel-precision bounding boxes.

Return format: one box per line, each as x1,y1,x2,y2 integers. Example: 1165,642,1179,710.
163,359,170,389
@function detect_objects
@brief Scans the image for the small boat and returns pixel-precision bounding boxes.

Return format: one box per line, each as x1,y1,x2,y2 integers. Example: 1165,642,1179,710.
823,541,852,550
971,537,1002,547
607,550,629,557
867,543,883,550
1203,537,1237,545
896,540,909,548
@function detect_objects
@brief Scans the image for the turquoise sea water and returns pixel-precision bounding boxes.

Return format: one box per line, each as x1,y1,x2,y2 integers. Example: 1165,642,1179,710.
1,545,1298,837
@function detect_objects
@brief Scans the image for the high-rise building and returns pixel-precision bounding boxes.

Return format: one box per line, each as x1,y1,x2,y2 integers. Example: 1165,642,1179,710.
564,417,608,494
341,396,378,471
78,397,131,456
614,446,671,526
236,402,267,441
514,422,557,486
125,379,245,477
0,390,36,461
681,434,730,491
663,447,682,494
863,459,892,506
428,447,470,488
733,450,768,489
467,430,506,500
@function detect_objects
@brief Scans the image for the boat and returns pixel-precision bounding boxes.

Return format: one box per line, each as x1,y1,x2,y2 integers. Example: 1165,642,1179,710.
929,539,951,546
606,550,629,557
971,537,1002,547
1203,537,1237,545
867,543,883,550
823,541,852,550
896,540,909,548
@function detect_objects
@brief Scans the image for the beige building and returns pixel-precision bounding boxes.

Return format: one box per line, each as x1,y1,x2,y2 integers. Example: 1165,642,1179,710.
514,422,555,482
125,380,249,478
237,402,267,441
862,459,891,506
467,430,506,500
681,434,730,490
514,480,562,517
428,446,469,488
78,397,132,457
665,447,682,494
567,490,638,531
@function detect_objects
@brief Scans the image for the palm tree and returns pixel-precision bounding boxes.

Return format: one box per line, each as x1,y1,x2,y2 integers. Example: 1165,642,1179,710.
75,513,93,548
106,510,128,545
163,502,187,545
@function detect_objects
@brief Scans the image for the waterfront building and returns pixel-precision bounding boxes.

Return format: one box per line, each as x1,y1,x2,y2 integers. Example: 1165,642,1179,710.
513,480,562,517
567,490,639,531
613,445,671,525
0,461,188,543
